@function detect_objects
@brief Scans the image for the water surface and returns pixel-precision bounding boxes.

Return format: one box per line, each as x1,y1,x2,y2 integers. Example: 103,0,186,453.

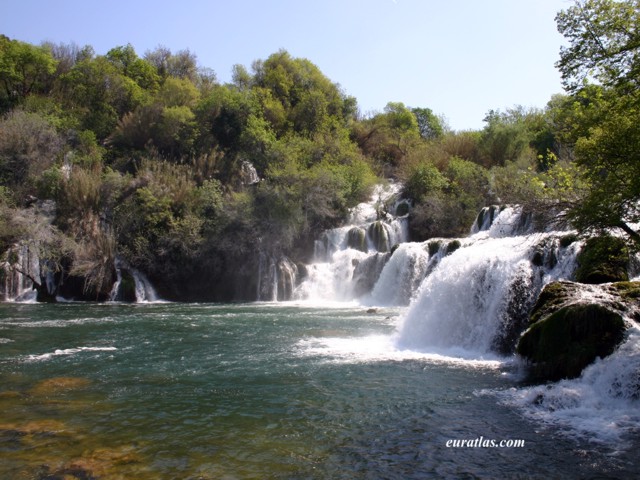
0,302,637,479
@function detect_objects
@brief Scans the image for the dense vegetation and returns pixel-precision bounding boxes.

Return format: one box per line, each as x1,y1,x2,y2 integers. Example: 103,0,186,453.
0,0,638,301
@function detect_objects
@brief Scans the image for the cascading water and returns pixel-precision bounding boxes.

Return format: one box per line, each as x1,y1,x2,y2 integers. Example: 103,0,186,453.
395,207,580,356
131,268,159,303
365,242,432,306
295,182,408,302
1,243,41,302
491,322,640,444
109,257,160,303
256,253,298,301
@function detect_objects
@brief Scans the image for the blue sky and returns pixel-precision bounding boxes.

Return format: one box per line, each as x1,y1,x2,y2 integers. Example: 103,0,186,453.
1,0,570,130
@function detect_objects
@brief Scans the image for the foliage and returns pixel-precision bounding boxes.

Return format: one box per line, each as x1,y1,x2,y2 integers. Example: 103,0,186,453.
0,109,63,194
411,107,445,140
575,235,630,283
0,35,57,110
4,17,640,301
556,0,640,93
570,99,640,244
554,0,640,248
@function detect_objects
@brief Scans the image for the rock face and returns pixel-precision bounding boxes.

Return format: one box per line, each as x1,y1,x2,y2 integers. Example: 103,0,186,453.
517,281,636,381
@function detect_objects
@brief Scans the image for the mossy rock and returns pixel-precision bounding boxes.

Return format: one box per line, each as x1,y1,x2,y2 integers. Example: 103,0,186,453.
445,240,461,255
559,233,578,248
346,227,367,253
607,281,640,322
529,281,577,324
608,281,640,301
367,221,389,252
575,235,629,284
427,240,441,257
517,303,625,381
120,270,137,302
531,238,559,270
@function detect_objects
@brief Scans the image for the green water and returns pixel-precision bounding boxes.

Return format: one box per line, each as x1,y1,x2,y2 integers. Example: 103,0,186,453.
0,302,636,479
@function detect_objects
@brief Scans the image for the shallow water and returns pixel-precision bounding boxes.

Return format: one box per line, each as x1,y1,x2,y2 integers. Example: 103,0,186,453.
0,302,637,479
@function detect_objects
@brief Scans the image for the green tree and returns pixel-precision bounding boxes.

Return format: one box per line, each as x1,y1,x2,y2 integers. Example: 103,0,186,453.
59,56,147,139
0,36,57,110
106,44,159,91
556,0,640,93
411,106,444,140
571,101,640,245
555,0,640,247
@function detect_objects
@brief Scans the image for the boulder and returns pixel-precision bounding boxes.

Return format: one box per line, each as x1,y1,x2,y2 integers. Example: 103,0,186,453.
517,281,637,381
517,302,625,381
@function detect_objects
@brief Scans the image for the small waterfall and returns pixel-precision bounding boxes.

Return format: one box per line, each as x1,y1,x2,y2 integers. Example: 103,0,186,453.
240,160,260,185
471,205,534,236
471,205,502,233
132,268,159,302
295,249,369,301
496,324,640,443
1,243,40,302
296,181,408,302
109,257,160,303
109,258,124,302
256,253,298,301
366,243,432,306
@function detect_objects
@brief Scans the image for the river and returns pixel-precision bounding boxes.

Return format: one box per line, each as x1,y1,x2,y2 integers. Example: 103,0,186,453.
1,301,638,479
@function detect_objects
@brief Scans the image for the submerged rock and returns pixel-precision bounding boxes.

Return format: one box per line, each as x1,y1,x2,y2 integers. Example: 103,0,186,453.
517,281,638,381
29,377,91,396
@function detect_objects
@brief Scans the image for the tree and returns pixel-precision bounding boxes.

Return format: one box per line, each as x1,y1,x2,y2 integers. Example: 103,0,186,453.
0,36,57,109
555,0,640,248
411,107,444,140
556,0,640,93
571,100,640,246
106,44,159,91
144,46,199,83
60,56,147,139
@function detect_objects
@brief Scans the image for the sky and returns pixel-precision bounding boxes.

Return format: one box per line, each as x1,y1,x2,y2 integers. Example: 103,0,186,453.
1,0,571,131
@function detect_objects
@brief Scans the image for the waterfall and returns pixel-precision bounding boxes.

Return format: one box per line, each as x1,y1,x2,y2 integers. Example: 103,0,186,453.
295,181,408,302
366,243,432,306
494,323,640,443
131,268,159,302
256,253,298,301
109,257,160,303
1,243,40,302
240,160,260,185
395,208,580,356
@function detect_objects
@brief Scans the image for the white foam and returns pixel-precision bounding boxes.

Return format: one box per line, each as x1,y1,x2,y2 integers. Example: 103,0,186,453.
295,333,503,368
26,346,117,361
395,235,538,355
6,317,116,328
491,326,640,445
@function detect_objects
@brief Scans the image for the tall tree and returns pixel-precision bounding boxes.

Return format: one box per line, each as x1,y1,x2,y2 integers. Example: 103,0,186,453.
556,0,640,247
556,0,640,93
